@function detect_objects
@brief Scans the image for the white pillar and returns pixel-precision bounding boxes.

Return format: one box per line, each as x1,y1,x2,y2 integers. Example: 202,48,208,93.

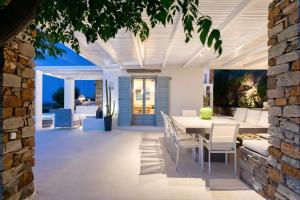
64,79,75,112
35,70,43,129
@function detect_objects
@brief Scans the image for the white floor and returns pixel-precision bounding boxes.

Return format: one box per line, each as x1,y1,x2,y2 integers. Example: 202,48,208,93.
34,127,264,200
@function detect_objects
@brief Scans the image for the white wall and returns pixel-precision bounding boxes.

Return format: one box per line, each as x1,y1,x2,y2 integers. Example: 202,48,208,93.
35,70,43,129
103,66,204,118
64,79,75,112
162,67,204,115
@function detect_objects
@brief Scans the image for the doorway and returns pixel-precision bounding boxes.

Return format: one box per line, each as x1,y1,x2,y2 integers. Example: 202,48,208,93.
132,78,156,125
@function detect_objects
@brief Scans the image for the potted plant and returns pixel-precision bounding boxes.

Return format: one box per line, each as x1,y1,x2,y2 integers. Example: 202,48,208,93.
104,80,115,131
200,96,213,120
96,106,103,119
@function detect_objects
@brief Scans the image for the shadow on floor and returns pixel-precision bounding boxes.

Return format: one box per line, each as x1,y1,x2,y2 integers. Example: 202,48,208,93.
139,134,250,191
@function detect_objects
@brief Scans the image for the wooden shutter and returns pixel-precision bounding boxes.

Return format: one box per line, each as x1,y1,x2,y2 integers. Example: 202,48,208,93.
118,77,131,126
156,76,170,126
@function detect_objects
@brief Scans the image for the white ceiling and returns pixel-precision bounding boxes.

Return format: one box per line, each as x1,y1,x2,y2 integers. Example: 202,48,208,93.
75,0,270,70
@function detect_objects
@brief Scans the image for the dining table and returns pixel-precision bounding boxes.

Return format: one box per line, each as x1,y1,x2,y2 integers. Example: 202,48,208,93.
171,115,268,163
171,115,268,137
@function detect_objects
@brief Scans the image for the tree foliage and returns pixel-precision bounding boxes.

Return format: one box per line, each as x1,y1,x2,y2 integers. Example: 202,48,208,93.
0,0,222,59
214,70,267,109
52,87,80,108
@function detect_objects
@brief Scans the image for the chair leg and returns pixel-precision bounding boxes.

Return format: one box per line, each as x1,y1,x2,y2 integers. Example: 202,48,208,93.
208,151,211,174
234,151,237,176
170,137,174,158
166,137,169,153
192,148,196,161
198,145,202,170
176,147,180,170
201,143,204,171
199,138,204,170
225,153,228,165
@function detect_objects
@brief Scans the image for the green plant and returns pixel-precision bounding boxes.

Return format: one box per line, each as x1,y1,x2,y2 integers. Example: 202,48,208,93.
0,0,222,59
105,80,115,117
257,78,267,102
203,95,210,107
52,87,80,108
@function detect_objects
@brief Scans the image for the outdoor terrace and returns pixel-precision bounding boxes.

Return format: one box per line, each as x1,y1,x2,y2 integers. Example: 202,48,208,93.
34,127,264,200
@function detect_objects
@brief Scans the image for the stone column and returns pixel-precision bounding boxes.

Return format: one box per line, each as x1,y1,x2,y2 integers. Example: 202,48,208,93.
35,70,43,129
95,80,103,108
268,1,300,199
0,35,35,199
209,69,214,84
64,78,75,112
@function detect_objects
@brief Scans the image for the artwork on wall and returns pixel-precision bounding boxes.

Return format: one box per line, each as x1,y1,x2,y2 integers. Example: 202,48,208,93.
135,89,143,100
214,70,267,109
145,88,151,100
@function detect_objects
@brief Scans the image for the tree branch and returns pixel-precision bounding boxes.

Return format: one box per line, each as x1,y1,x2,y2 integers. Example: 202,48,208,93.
0,0,40,47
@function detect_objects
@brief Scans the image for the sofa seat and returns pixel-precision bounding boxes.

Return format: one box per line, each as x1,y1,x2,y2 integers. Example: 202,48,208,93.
243,139,270,156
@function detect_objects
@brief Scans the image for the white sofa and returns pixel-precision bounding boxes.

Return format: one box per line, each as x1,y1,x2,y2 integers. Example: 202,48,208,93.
233,108,270,157
243,139,269,156
233,108,269,128
74,106,98,120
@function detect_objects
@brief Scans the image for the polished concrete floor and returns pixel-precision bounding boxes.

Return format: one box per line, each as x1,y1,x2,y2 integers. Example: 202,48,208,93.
34,127,264,200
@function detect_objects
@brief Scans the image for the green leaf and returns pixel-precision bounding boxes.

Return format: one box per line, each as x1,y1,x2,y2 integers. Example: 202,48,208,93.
207,29,220,47
28,0,222,59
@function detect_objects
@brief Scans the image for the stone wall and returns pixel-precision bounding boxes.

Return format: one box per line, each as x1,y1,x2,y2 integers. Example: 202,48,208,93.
95,80,103,108
0,34,35,199
239,147,269,198
268,0,300,199
209,69,214,84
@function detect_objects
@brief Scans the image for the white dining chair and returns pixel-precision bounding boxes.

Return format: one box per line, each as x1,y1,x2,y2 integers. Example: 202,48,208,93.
181,109,198,159
203,123,240,175
161,111,172,152
162,113,194,153
182,110,197,117
169,119,203,170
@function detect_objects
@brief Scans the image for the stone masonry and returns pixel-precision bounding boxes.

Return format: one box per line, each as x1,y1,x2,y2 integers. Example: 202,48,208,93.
95,80,103,108
239,146,269,198
0,34,35,199
268,0,300,199
209,69,214,84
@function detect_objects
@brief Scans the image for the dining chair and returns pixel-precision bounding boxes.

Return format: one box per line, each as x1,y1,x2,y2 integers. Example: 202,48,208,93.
169,119,203,170
182,110,197,117
161,111,172,152
161,112,195,153
181,109,198,159
203,123,240,175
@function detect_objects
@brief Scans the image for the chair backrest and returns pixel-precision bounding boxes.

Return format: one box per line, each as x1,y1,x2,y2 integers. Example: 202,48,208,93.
161,111,168,131
233,108,248,122
169,119,180,145
182,110,197,117
209,123,240,150
257,111,269,127
49,109,73,128
245,109,262,124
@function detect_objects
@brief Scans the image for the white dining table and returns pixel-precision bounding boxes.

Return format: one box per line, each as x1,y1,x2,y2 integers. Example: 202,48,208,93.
171,116,268,135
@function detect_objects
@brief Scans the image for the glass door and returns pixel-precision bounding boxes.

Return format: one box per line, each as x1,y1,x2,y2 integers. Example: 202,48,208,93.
132,78,156,125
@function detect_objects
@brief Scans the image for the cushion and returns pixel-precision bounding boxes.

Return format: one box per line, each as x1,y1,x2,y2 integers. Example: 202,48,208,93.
257,111,269,127
233,108,248,122
243,139,270,156
75,106,98,114
245,109,262,125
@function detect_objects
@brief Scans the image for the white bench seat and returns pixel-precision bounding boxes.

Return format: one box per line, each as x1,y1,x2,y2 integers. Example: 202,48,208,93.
243,139,270,156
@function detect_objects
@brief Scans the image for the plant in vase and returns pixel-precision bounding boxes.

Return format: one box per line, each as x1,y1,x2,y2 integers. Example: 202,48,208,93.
104,80,115,131
200,96,213,120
